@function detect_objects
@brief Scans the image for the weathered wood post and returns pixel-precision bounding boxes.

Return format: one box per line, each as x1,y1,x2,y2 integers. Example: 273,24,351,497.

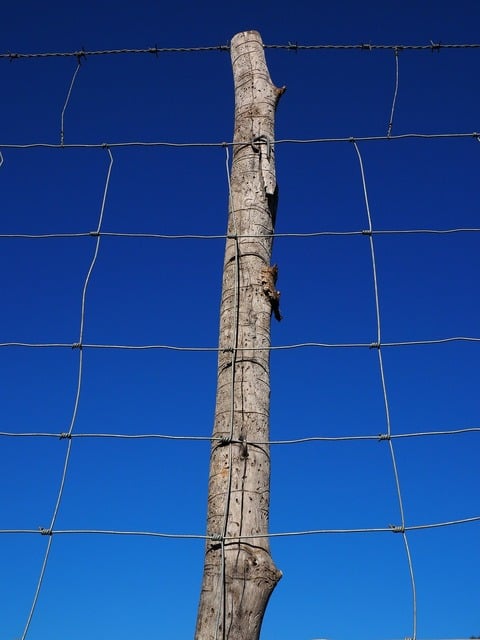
195,30,285,640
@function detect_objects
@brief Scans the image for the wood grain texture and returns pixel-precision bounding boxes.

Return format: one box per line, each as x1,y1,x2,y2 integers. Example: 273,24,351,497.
195,30,284,640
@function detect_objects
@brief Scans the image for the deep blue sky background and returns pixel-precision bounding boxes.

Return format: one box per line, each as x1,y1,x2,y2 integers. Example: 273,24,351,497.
1,2,479,639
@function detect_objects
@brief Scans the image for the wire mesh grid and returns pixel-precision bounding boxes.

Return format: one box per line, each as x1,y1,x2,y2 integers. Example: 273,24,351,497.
0,41,479,640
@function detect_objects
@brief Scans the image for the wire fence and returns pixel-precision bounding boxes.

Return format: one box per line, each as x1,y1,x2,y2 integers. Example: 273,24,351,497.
1,40,479,640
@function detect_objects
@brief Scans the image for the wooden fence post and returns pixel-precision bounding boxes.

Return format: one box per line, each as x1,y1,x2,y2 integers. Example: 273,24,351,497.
195,30,285,640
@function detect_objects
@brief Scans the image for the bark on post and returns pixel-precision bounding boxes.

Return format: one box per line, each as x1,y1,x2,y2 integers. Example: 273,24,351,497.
195,30,285,640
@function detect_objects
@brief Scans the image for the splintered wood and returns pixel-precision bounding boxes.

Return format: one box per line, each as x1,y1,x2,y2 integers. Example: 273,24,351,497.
261,264,282,321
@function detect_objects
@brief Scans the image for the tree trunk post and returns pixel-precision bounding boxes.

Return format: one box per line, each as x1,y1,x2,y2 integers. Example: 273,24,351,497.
195,30,285,640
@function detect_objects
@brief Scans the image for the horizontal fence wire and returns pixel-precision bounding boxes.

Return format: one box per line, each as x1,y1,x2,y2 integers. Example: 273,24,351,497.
1,515,479,539
1,41,480,60
1,428,480,442
1,132,480,148
2,228,480,239
1,337,480,350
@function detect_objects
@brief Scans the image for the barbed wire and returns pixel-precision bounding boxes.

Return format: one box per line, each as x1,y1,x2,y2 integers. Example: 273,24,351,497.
1,41,480,60
265,42,480,51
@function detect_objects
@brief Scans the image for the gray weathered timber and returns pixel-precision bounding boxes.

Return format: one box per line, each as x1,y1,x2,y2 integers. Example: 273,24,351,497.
195,30,284,640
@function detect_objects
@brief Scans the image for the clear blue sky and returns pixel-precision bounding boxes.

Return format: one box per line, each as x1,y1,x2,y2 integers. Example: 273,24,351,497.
1,2,479,639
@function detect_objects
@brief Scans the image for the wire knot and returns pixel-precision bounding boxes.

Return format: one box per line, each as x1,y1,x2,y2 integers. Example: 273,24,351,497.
210,533,224,542
39,527,53,536
89,230,100,236
287,41,299,52
361,229,372,236
360,43,373,51
59,432,72,440
219,436,232,446
378,433,391,441
75,49,86,65
72,342,82,350
389,524,405,533
369,342,380,349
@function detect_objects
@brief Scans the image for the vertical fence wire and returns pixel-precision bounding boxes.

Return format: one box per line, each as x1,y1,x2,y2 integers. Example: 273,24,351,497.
387,48,400,137
19,147,114,640
353,140,417,639
213,144,241,640
60,60,82,146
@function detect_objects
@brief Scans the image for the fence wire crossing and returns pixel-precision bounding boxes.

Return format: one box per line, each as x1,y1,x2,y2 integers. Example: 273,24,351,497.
0,41,479,640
